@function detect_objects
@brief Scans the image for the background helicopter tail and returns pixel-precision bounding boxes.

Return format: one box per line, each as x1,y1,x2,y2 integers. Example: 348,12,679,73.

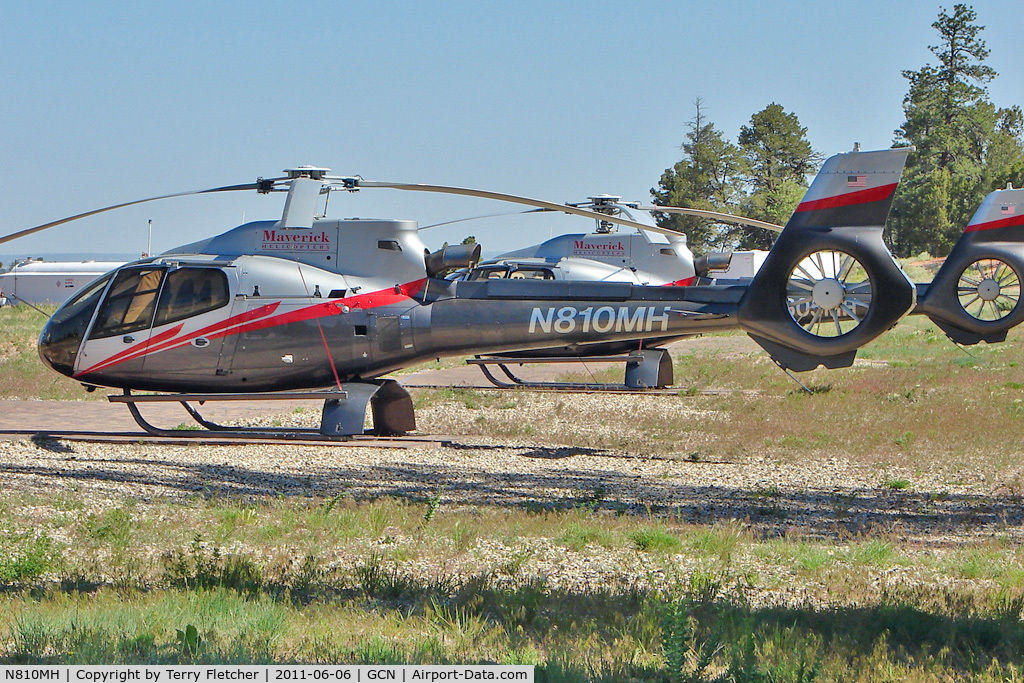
916,188,1024,344
737,148,915,371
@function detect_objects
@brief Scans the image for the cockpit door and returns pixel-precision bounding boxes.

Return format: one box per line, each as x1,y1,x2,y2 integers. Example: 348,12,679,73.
75,266,165,383
75,266,236,387
140,266,235,382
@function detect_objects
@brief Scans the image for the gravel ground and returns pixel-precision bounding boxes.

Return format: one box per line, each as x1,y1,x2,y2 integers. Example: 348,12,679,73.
0,394,1019,547
3,392,1024,609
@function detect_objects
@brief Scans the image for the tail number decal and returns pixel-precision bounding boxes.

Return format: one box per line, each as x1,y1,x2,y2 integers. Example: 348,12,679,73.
529,306,671,334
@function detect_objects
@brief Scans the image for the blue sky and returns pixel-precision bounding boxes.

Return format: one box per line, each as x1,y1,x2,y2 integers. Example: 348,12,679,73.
2,1,1022,258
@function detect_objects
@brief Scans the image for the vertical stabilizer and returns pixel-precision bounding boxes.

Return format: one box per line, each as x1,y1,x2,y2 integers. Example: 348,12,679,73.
737,148,914,370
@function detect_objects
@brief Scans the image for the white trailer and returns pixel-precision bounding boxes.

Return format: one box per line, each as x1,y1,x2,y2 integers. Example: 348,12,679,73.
0,259,124,306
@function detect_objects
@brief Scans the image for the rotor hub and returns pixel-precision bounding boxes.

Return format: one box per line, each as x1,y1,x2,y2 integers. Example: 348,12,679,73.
978,277,1000,301
811,278,846,310
284,166,331,180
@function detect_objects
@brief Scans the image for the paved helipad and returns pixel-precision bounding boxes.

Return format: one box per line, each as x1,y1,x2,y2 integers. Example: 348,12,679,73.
0,396,323,437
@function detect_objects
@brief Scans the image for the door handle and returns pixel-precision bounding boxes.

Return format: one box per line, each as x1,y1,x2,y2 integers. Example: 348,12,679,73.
122,335,135,344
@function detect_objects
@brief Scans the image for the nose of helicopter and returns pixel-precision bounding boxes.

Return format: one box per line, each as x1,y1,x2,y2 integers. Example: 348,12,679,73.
38,319,79,377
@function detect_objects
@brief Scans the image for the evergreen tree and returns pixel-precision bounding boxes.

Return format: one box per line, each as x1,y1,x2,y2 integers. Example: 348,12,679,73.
737,103,822,250
890,4,1024,256
651,99,747,254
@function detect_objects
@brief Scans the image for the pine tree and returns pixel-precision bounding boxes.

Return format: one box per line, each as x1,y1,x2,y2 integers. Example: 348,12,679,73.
737,103,822,250
651,99,747,254
890,4,1024,256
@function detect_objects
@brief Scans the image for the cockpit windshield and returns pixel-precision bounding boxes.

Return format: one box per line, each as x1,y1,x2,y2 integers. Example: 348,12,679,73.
90,268,165,339
38,272,113,375
48,273,111,328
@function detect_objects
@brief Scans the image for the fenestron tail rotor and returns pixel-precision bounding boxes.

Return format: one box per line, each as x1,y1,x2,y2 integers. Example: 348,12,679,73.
738,147,915,371
916,187,1024,344
956,257,1021,322
786,249,873,338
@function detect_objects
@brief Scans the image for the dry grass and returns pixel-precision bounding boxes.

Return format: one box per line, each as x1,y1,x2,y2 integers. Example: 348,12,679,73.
3,491,1024,679
6,296,1024,678
0,305,113,400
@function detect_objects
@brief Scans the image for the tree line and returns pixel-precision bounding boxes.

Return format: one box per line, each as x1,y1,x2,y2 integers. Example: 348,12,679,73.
654,4,1024,258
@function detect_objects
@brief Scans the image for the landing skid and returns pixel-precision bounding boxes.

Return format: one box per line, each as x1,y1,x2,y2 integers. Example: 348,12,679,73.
468,348,674,391
110,379,416,440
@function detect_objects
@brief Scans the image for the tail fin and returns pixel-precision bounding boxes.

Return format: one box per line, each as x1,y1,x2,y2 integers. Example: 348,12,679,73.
917,188,1024,344
738,148,914,371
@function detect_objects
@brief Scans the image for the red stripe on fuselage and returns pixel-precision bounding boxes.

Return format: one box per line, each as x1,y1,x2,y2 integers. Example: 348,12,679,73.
795,183,898,214
75,279,427,377
75,303,282,376
965,214,1024,233
663,277,696,287
75,323,185,376
206,279,428,340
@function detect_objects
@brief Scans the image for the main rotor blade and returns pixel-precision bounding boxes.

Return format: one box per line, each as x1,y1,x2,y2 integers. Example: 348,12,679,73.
420,208,547,230
356,180,682,237
635,205,784,233
0,182,261,246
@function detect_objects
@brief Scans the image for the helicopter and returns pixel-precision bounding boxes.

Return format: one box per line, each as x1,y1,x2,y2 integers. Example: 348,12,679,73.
3,147,1022,438
442,194,782,287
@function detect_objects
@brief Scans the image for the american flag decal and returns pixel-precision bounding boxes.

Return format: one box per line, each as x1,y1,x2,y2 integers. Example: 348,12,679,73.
847,175,867,187
1002,205,1016,215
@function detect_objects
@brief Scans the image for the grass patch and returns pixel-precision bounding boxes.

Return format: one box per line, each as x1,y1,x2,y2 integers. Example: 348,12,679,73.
630,526,682,552
557,522,617,551
0,490,1021,678
0,533,63,583
0,304,111,400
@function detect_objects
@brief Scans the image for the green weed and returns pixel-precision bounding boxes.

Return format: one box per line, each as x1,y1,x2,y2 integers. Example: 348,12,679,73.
0,533,63,583
631,527,682,552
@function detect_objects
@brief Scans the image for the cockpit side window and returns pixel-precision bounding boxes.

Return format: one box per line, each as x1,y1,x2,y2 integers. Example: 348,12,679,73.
90,268,165,339
510,268,554,280
468,267,510,280
154,268,229,327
